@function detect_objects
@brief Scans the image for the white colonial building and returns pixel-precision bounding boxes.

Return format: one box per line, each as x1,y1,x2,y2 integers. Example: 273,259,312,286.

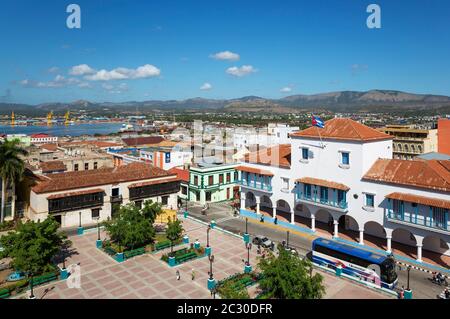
27,162,180,228
238,118,450,261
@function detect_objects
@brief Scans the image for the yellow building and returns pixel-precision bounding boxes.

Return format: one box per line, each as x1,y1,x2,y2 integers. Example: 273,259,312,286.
379,125,438,160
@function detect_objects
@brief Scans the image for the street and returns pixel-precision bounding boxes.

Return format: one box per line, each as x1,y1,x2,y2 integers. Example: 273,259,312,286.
184,200,447,299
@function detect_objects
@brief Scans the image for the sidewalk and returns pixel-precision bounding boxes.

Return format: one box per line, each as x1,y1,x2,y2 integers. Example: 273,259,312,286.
240,209,450,276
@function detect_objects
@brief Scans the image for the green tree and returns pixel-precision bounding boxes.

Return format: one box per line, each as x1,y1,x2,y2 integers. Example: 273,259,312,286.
258,245,325,299
0,216,69,276
217,280,250,299
0,139,28,223
166,217,183,254
141,200,162,224
103,203,155,251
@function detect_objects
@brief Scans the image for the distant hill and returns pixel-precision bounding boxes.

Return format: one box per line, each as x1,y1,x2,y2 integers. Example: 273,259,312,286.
1,89,450,115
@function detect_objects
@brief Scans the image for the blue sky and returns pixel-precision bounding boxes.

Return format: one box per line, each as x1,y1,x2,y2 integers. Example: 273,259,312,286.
1,0,450,104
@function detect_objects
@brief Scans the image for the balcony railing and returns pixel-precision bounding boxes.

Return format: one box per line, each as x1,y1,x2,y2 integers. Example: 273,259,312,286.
110,195,123,203
296,193,348,210
48,193,104,214
386,210,449,232
238,179,272,192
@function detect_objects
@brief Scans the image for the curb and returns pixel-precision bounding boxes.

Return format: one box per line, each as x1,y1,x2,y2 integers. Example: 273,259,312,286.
395,261,450,280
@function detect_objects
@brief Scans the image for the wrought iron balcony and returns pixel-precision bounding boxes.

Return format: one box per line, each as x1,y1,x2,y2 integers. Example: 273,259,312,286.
238,179,272,192
296,193,348,211
110,195,123,203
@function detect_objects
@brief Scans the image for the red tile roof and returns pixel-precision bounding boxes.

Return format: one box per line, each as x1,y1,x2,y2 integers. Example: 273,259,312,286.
128,175,180,188
32,162,176,194
40,144,58,152
296,177,350,191
244,144,291,168
386,192,450,210
31,133,51,138
235,165,274,176
59,141,122,148
47,188,105,200
40,160,66,173
363,159,450,192
168,167,190,182
122,136,165,147
290,118,392,142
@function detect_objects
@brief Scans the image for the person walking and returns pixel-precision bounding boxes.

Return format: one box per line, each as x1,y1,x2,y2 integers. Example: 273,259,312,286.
398,286,404,299
191,269,195,280
176,270,180,281
274,216,278,225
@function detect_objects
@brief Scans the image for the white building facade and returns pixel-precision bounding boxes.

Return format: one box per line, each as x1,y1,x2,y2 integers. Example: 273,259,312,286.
238,118,450,261
28,162,180,228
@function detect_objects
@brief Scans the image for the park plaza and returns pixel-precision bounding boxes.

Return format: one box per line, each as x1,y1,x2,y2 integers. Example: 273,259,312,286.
238,118,450,263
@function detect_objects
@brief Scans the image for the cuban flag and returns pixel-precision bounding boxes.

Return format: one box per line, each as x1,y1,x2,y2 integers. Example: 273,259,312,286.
312,115,324,128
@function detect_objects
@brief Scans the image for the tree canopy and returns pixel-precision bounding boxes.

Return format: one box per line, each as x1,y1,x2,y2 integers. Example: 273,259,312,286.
257,246,325,299
103,203,155,251
0,139,28,222
217,280,250,299
141,200,162,224
0,216,69,275
166,217,183,253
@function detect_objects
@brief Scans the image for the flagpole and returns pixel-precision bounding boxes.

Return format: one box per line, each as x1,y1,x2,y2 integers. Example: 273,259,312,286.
312,114,325,149
315,126,324,149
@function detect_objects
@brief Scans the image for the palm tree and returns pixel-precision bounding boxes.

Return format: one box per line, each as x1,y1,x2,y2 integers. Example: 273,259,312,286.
0,139,28,223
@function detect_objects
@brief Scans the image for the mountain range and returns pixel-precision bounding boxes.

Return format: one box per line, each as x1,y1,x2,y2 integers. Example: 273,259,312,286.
2,89,450,116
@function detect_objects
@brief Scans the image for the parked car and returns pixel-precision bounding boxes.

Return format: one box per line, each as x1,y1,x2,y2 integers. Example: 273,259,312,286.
252,235,273,248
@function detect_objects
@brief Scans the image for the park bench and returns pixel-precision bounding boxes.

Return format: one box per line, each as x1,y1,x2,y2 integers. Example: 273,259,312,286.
104,247,117,256
154,240,171,251
0,288,10,299
175,252,198,264
32,272,58,286
124,247,146,259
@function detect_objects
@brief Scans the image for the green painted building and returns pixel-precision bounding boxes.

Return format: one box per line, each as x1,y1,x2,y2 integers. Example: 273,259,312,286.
188,161,240,205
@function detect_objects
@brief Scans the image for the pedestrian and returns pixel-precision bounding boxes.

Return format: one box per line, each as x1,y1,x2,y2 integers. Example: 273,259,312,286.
257,245,261,254
274,217,278,225
399,286,404,299
260,215,264,223
176,270,180,281
191,269,195,280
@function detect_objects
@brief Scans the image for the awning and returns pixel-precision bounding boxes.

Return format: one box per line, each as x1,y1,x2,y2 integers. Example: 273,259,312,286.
235,165,274,176
386,192,450,210
295,177,350,191
47,188,105,200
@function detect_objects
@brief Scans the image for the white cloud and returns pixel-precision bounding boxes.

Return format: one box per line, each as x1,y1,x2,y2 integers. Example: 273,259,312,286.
200,82,212,91
78,82,93,89
85,64,160,81
70,64,96,76
210,51,240,61
280,87,292,93
102,82,129,94
20,75,80,88
226,65,257,77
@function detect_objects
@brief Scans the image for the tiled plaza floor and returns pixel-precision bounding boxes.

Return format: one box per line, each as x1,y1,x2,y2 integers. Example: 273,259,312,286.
26,217,390,299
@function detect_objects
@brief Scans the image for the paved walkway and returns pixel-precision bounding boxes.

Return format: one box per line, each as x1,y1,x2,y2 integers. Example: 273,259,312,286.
23,218,390,299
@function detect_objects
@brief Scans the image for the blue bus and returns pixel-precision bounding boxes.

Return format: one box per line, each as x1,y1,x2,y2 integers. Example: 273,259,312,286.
312,238,398,289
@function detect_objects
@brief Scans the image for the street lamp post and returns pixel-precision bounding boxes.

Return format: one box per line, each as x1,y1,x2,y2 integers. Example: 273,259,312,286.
407,265,411,290
287,231,290,248
205,226,212,256
96,216,102,248
77,211,84,235
207,254,216,291
243,217,250,244
29,273,35,299
244,243,252,273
